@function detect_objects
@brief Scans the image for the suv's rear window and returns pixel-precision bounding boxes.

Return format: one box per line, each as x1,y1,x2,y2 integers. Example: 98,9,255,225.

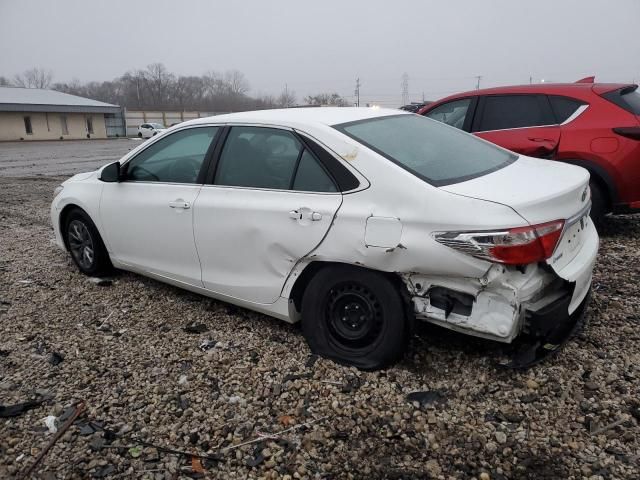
334,114,516,186
602,85,640,115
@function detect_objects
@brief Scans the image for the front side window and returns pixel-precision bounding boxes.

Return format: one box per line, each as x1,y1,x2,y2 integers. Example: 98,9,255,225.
335,114,516,186
424,98,471,130
125,126,218,183
476,95,555,131
214,127,336,192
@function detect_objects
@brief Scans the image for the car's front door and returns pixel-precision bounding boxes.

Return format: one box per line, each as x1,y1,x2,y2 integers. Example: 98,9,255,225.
472,94,561,158
100,126,220,285
193,126,342,304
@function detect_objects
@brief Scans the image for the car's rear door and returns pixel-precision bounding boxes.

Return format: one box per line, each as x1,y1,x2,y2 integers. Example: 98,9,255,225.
193,125,342,304
100,126,220,285
423,97,477,131
472,94,561,158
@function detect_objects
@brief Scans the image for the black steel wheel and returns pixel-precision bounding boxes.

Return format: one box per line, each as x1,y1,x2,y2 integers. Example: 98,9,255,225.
301,265,407,370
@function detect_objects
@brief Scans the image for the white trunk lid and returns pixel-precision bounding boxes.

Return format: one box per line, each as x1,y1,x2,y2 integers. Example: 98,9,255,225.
442,156,592,272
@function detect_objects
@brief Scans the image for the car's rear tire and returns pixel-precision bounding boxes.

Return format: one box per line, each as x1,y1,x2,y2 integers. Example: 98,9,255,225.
589,180,607,228
301,265,407,370
64,208,112,276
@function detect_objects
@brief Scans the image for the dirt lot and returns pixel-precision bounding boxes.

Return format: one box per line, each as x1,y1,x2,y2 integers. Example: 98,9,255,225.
0,141,639,479
0,139,137,177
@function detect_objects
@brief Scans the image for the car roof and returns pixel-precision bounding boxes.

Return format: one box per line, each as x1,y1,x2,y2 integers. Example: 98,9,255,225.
183,107,408,129
430,82,631,105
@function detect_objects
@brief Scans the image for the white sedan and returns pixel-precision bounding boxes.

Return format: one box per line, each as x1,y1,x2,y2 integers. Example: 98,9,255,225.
51,108,598,369
137,123,166,138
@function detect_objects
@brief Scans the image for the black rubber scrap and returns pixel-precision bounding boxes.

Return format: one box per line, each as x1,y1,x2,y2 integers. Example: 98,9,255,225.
0,398,47,418
406,390,446,407
48,352,64,366
183,322,208,334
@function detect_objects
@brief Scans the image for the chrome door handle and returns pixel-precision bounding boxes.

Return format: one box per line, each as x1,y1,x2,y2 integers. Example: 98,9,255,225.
169,200,191,209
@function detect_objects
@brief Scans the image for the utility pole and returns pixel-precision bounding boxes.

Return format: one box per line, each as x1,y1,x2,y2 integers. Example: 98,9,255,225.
529,75,533,85
401,72,409,105
475,75,482,90
354,77,361,107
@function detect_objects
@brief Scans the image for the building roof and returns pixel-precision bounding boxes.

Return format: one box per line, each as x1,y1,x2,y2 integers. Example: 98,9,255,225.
0,86,120,114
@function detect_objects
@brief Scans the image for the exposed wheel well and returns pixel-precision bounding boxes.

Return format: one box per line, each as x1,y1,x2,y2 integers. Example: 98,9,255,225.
289,261,414,331
59,204,85,250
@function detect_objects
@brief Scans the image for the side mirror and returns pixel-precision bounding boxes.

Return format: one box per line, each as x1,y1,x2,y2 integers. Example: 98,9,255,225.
99,161,121,182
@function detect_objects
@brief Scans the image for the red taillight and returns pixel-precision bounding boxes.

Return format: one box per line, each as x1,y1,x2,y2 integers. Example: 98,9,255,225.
433,220,565,265
612,127,640,140
489,221,564,264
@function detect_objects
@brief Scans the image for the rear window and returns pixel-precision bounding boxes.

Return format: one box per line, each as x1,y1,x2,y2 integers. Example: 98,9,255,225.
334,114,516,186
602,85,640,115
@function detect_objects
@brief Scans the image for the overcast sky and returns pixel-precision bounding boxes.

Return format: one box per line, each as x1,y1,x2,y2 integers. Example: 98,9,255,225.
1,0,639,106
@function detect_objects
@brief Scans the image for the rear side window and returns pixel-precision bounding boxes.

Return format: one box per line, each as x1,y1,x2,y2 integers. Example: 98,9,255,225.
548,96,586,123
424,98,471,130
475,95,555,131
292,150,337,192
335,114,516,186
215,127,337,192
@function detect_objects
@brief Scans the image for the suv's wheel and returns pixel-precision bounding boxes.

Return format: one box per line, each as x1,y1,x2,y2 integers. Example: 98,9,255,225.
64,208,112,276
589,180,607,228
301,265,407,370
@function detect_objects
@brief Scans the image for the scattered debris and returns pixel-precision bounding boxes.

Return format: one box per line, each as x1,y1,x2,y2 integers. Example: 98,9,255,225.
305,354,319,368
23,401,86,478
590,417,627,435
0,398,47,418
128,445,143,458
43,415,58,433
178,375,188,385
199,339,217,351
183,322,208,334
89,277,113,287
278,415,295,427
407,390,446,407
48,351,64,366
92,464,115,478
191,456,205,473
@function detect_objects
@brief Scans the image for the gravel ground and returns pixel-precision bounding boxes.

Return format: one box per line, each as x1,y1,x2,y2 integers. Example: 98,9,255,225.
1,174,639,480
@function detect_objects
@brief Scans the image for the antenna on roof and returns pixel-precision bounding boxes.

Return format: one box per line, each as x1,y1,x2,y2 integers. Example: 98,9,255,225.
575,76,595,84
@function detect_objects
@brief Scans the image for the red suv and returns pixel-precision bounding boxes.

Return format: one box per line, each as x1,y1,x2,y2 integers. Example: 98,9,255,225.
418,79,640,224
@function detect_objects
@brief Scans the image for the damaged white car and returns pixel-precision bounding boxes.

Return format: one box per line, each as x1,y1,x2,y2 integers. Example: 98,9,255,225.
51,108,598,369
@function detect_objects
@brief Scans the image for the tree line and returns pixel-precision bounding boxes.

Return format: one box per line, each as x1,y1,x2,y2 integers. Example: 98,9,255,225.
1,66,350,112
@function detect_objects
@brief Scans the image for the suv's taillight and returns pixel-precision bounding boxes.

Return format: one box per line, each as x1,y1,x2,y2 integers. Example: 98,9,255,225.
433,220,565,265
612,127,640,140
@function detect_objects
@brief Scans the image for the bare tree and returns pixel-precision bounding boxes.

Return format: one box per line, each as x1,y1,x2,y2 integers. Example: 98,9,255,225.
304,92,348,106
0,76,10,86
224,70,249,96
13,67,54,88
277,87,297,108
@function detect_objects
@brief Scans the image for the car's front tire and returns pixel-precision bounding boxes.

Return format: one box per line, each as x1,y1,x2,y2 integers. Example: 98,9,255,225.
64,208,112,276
137,132,142,138
301,265,407,370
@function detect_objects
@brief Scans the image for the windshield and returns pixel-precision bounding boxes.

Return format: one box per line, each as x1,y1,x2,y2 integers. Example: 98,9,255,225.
150,123,164,129
334,114,516,186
